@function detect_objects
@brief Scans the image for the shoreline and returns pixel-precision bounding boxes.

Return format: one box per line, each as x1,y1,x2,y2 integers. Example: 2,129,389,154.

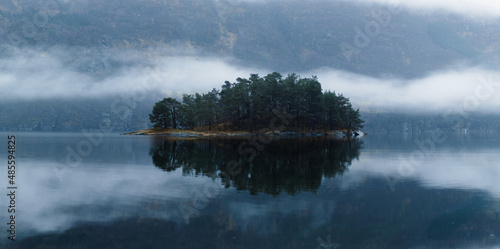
123,128,366,138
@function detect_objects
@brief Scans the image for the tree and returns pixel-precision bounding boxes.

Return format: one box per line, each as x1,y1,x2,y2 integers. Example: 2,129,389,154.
194,93,204,127
200,89,219,130
249,73,265,122
234,77,251,129
346,107,364,132
150,72,364,132
149,99,170,128
149,97,181,129
263,72,283,112
178,94,196,129
219,81,237,128
301,76,323,129
323,91,349,130
282,73,300,126
166,98,181,129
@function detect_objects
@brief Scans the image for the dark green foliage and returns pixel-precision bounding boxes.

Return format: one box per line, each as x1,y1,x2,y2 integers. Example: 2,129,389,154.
150,72,364,131
178,94,197,129
149,97,180,129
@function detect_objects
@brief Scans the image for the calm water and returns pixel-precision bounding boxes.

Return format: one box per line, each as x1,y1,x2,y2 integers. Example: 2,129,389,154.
0,131,499,249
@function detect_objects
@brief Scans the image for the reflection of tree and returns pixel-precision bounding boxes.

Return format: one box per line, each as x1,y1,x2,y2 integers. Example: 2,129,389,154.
150,140,178,171
149,137,362,195
231,138,361,195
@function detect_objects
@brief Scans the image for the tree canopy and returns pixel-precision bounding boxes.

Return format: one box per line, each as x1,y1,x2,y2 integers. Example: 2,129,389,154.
149,97,181,129
149,72,364,131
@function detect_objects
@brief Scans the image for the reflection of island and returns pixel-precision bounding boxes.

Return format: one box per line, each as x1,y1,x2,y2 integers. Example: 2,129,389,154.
149,137,362,195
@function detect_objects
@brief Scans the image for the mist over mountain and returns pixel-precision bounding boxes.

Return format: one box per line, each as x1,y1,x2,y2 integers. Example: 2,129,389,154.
2,0,500,131
3,0,500,76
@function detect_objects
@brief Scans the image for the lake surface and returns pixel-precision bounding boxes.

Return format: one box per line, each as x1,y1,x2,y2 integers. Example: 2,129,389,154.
0,131,499,249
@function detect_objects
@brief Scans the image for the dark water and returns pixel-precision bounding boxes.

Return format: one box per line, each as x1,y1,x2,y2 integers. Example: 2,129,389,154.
0,132,499,249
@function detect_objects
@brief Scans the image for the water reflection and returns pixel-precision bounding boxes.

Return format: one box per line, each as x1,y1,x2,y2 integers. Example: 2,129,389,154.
1,132,499,248
149,137,362,195
342,132,500,199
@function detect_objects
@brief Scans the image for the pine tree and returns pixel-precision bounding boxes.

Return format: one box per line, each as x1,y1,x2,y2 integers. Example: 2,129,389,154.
151,72,364,132
149,97,180,129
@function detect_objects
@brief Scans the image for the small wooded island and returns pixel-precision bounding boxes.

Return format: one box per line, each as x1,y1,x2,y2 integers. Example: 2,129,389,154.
127,72,364,137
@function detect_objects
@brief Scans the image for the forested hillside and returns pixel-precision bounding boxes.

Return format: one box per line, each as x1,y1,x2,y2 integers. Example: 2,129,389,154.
1,0,499,77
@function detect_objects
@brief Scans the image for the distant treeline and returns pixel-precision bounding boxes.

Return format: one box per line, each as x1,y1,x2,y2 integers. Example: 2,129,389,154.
149,72,364,131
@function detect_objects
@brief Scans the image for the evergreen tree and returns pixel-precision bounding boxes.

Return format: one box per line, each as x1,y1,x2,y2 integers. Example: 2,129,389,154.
149,97,181,129
150,72,364,132
347,107,364,132
219,81,237,128
301,76,323,129
201,89,219,130
178,94,196,129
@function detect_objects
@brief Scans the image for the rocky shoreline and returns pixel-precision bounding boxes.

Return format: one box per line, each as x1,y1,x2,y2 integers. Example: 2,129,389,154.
123,129,366,138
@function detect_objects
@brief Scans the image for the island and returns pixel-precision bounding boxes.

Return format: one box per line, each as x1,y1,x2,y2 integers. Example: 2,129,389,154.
126,72,365,137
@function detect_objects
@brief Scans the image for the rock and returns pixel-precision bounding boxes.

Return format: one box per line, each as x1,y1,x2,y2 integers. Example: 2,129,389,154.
281,131,303,137
328,130,345,138
169,132,198,137
263,130,274,135
355,130,366,137
305,132,323,137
